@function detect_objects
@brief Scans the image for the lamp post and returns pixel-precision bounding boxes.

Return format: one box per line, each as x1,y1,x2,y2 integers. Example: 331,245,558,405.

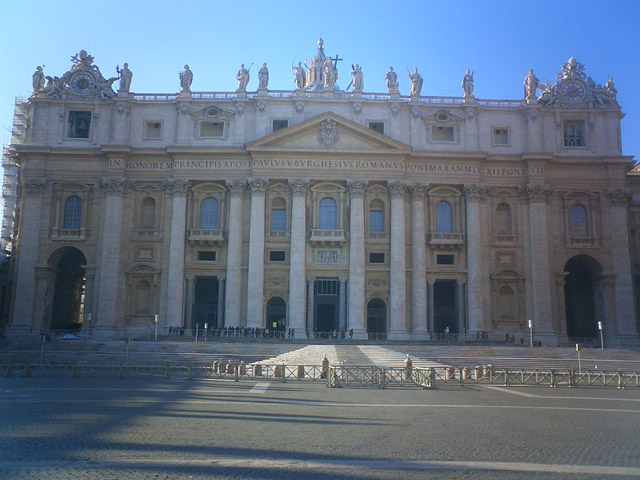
195,323,199,343
528,319,533,348
598,321,604,349
576,343,582,373
204,323,208,343
154,314,159,341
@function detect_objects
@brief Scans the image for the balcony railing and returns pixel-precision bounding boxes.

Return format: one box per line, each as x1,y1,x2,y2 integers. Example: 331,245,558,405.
268,230,289,239
188,229,225,244
566,236,598,248
310,229,346,246
428,232,464,246
132,229,160,241
492,234,520,245
51,228,86,241
368,232,389,240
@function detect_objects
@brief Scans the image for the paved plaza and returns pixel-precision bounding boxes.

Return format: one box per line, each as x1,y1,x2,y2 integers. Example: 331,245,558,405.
1,342,640,479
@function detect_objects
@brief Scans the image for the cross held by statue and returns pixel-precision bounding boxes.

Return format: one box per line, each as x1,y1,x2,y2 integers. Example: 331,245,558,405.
331,55,343,69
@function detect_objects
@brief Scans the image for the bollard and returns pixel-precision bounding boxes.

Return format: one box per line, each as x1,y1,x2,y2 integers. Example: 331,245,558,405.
71,363,78,378
118,364,125,379
379,368,387,389
459,367,465,386
212,361,218,373
234,366,239,382
239,361,247,376
188,366,193,380
429,367,438,389
281,363,286,383
483,364,495,380
504,368,510,387
24,362,32,378
165,364,170,380
321,354,329,379
618,370,624,390
6,361,12,377
473,366,482,381
404,354,413,381
550,369,556,388
297,365,305,379
225,362,236,374
569,368,575,388
254,364,262,377
444,367,455,381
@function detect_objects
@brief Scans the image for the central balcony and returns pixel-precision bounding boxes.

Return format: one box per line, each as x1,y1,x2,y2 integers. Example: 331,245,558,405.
188,228,225,245
310,228,346,247
428,232,464,249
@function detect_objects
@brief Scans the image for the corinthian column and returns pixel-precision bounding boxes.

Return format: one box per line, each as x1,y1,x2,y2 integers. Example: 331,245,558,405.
246,178,268,328
519,185,553,337
410,184,428,337
8,178,46,335
225,181,245,326
606,189,638,342
164,179,189,331
347,179,368,339
464,184,487,334
389,181,409,339
288,179,309,337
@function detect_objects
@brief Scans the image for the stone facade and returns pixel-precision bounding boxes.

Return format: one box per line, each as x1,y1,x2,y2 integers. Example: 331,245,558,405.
3,45,639,345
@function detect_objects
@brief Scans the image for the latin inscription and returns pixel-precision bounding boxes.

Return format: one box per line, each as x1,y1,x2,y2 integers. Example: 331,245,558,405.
113,158,544,177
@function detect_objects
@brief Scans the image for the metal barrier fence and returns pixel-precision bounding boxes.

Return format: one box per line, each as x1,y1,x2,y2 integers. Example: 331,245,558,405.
2,360,639,389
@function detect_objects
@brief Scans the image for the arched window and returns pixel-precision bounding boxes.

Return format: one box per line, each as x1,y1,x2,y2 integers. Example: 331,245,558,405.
200,197,219,229
135,280,151,315
139,197,156,230
435,201,453,233
369,199,384,234
271,197,286,231
63,196,82,229
496,203,512,235
319,197,337,229
570,204,588,237
499,286,516,321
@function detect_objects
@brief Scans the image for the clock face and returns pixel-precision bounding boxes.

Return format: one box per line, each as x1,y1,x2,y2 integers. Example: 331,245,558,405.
71,73,95,95
561,80,586,103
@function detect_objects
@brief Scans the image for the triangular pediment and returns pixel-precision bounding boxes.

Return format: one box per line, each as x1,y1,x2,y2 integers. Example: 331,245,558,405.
246,112,410,154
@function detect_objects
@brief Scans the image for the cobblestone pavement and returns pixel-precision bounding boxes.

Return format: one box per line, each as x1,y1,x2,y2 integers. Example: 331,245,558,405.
1,376,639,479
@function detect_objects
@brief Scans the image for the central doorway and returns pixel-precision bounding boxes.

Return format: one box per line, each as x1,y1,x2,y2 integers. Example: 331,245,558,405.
314,277,339,333
564,256,600,339
193,277,219,329
266,297,287,335
434,280,458,334
49,247,87,331
367,298,387,338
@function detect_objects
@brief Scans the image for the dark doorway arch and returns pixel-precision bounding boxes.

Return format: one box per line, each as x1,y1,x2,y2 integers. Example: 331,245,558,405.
49,247,87,331
367,298,387,335
266,297,286,333
564,255,601,339
434,280,458,334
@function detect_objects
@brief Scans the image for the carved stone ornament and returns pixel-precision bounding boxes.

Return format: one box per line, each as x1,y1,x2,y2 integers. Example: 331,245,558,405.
22,177,47,194
161,179,190,197
409,183,428,200
316,250,339,264
463,184,489,201
411,107,421,118
116,102,131,116
347,179,368,198
34,50,118,100
523,109,537,122
517,184,552,203
606,188,631,206
289,178,310,196
390,103,400,117
178,103,189,116
235,103,245,116
318,118,339,148
465,108,475,120
388,181,407,198
368,277,387,288
295,101,305,114
256,101,266,114
248,178,269,194
352,103,362,115
227,180,246,197
101,177,133,195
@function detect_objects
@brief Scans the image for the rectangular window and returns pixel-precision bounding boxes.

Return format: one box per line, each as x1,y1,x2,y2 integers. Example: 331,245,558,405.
369,210,384,233
432,125,454,142
197,251,216,261
437,254,455,265
144,121,162,139
492,128,509,146
269,251,286,262
368,122,384,134
315,277,339,295
67,111,91,139
369,252,385,264
271,209,286,231
272,120,289,132
564,120,585,147
200,121,224,138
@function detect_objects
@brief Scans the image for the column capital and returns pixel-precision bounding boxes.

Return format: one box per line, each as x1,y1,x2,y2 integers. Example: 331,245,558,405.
339,276,348,284
289,178,310,197
427,278,436,286
226,180,246,198
248,177,269,195
21,177,47,195
606,188,631,206
409,183,428,200
217,275,226,282
101,176,134,196
456,278,466,286
347,179,368,198
463,184,489,202
388,181,407,199
517,184,551,203
307,277,315,284
162,179,190,197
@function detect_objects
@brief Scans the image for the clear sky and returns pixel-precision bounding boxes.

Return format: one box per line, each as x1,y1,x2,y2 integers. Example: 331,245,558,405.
1,0,640,157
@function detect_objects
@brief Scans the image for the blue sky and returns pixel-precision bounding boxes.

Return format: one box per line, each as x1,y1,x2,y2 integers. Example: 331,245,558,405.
2,0,640,158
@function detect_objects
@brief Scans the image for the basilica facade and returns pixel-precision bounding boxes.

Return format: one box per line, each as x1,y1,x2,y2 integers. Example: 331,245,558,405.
3,42,639,345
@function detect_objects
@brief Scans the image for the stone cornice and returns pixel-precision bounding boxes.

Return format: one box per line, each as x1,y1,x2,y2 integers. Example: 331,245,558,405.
21,177,47,194
606,188,631,206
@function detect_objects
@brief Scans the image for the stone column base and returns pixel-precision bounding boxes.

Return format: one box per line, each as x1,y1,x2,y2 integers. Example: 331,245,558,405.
351,329,368,340
90,326,120,340
411,331,431,341
387,331,411,341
